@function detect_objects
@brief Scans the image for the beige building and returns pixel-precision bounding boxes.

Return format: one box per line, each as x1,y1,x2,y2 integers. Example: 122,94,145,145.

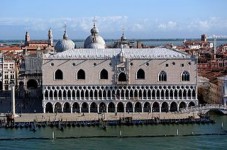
0,54,16,91
42,47,198,113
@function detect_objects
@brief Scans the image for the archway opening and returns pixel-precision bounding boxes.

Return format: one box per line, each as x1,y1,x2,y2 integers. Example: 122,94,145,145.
117,102,124,112
99,102,106,113
170,102,177,112
161,102,168,112
54,102,62,113
81,102,89,113
126,102,133,113
73,102,80,113
144,102,151,112
45,102,53,113
188,101,195,108
152,102,160,112
90,102,98,113
135,102,142,112
179,102,187,110
63,102,71,113
27,79,38,89
108,102,115,113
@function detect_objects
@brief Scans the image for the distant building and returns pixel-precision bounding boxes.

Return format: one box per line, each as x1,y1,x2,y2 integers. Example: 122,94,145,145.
22,29,54,53
17,51,42,98
217,75,227,106
0,54,16,91
183,34,213,50
112,32,131,48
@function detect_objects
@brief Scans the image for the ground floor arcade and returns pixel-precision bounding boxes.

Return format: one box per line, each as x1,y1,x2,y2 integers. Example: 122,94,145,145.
43,100,197,113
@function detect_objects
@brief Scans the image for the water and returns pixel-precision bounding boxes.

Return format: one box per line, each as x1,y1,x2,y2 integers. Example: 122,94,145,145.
1,38,227,48
0,114,227,149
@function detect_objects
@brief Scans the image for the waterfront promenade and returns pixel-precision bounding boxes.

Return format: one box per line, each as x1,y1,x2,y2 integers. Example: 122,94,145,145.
12,112,199,123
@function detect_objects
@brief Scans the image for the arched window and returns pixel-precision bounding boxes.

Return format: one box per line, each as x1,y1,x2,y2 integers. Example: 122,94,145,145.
77,69,85,79
55,69,63,80
182,71,190,81
100,69,108,79
118,72,127,81
137,69,145,79
159,71,167,81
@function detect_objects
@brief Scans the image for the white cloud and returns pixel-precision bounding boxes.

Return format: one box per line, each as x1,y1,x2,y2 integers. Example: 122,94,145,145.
158,21,177,30
1,16,227,39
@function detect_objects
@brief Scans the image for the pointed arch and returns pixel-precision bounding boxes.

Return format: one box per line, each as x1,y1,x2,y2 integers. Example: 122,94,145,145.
99,102,106,113
161,102,168,112
152,102,160,112
170,102,177,112
46,102,53,113
77,69,85,79
55,69,63,80
118,72,127,81
90,102,98,113
179,101,187,110
117,102,124,112
188,101,195,108
54,102,62,113
73,102,80,113
81,102,88,113
144,102,151,112
63,102,70,113
108,102,115,113
137,69,145,79
182,71,190,81
135,102,142,112
100,69,108,79
126,102,133,112
49,90,53,98
159,71,167,81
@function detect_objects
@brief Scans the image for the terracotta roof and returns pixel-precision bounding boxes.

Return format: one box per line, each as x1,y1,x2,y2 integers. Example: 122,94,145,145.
0,46,22,51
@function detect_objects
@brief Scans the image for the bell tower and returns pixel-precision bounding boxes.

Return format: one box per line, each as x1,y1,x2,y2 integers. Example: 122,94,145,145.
25,31,30,46
48,28,53,46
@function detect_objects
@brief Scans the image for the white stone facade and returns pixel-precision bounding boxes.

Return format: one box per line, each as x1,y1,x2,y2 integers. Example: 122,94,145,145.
0,55,16,91
42,48,198,113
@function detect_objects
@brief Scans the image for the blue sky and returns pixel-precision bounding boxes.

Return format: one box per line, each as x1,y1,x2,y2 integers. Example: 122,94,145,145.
0,0,227,40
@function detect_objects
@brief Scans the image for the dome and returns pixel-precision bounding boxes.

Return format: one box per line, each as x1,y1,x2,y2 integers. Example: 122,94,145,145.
55,31,76,52
84,25,105,49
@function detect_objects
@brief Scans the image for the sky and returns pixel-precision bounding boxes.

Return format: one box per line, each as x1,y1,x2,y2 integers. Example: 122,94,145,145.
0,0,227,40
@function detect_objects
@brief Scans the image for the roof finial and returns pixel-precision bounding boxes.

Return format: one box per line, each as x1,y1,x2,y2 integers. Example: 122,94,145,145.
121,26,126,41
122,26,125,37
93,16,97,27
63,23,68,40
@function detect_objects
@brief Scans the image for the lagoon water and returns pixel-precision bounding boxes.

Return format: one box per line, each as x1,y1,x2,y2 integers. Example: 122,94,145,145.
0,114,227,149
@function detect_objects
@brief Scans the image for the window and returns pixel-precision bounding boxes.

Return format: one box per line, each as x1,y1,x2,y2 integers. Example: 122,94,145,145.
118,72,127,81
182,71,190,81
77,69,85,79
55,69,63,80
100,69,108,79
137,69,145,79
159,71,167,81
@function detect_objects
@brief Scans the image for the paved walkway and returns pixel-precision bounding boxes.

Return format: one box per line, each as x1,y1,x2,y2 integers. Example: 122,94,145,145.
10,112,200,122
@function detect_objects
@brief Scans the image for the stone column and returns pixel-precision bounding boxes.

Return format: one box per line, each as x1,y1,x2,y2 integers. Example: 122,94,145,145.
11,84,16,117
70,105,73,113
